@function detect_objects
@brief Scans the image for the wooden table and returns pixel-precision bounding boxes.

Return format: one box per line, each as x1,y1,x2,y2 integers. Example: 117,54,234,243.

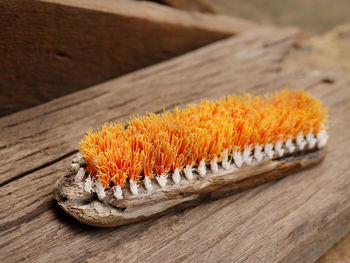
1,27,350,262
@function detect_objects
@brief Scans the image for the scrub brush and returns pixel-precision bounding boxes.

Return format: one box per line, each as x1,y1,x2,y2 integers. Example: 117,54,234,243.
55,90,328,227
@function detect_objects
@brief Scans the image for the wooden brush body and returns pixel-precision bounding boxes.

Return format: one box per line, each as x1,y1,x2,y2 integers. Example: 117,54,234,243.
56,148,325,227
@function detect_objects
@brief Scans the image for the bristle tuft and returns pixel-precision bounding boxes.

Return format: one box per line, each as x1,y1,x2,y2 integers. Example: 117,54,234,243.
130,180,139,195
285,138,295,153
197,159,207,177
210,157,219,174
156,174,168,188
254,144,264,162
84,175,93,193
112,185,123,200
172,168,181,184
233,151,243,168
144,176,153,192
275,140,284,157
221,149,230,170
94,180,106,201
75,167,85,184
296,134,307,150
264,144,274,159
184,165,193,181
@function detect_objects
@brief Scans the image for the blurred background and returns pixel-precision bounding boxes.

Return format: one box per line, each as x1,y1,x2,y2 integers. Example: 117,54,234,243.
210,0,350,34
156,0,350,33
210,0,350,75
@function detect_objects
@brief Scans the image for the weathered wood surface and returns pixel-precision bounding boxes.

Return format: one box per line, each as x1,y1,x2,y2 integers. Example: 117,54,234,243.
1,27,350,262
0,0,254,117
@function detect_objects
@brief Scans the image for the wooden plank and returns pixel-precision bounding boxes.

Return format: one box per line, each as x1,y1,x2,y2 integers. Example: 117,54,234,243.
0,0,255,117
1,27,350,262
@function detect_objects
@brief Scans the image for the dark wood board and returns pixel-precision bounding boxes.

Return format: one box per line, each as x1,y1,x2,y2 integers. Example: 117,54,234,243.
0,0,254,116
0,27,350,262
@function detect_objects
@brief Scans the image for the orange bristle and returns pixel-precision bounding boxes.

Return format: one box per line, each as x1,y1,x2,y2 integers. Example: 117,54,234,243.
78,90,328,188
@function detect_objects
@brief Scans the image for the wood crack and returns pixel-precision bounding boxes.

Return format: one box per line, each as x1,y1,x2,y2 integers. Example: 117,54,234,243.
0,200,54,234
0,150,76,187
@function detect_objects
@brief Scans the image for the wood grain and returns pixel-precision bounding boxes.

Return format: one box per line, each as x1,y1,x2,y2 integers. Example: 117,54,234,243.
1,27,350,262
0,0,254,116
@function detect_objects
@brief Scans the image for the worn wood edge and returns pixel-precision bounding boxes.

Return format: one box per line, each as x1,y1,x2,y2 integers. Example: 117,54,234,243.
55,148,326,227
147,0,217,13
44,0,256,34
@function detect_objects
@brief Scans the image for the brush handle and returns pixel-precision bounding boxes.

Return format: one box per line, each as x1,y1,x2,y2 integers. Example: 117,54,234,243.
55,148,326,227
